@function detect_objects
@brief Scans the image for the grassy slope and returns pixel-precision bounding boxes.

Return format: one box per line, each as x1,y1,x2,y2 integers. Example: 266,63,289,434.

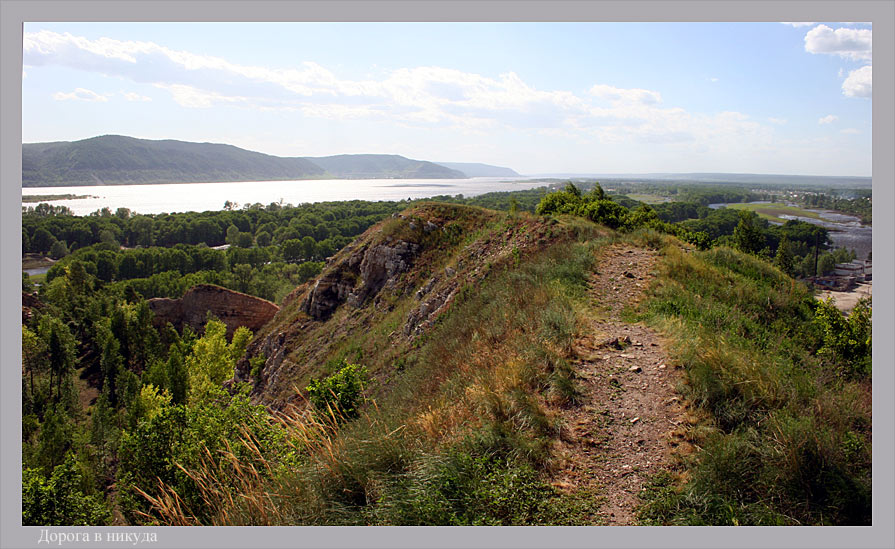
140,205,870,525
634,236,871,525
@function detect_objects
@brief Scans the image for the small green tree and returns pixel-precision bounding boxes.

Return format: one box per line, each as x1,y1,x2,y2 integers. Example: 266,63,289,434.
774,235,795,276
185,319,251,404
49,240,70,260
732,212,765,255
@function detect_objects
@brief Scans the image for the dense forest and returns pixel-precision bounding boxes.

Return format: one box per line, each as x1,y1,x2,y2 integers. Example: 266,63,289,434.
21,182,871,526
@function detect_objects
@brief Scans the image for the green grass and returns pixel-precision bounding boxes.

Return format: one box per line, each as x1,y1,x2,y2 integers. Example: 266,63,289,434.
625,193,672,204
634,243,871,525
140,210,610,525
723,202,824,223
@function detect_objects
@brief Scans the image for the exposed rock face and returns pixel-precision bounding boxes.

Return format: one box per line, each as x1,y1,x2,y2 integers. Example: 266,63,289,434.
302,240,420,320
148,284,278,337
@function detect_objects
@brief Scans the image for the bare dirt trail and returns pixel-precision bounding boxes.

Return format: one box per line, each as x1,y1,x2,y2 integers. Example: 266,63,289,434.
551,244,687,525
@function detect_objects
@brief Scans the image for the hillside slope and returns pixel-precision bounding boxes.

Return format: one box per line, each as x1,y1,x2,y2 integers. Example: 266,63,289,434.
434,161,520,177
305,154,466,179
134,202,868,526
22,136,476,186
22,135,325,186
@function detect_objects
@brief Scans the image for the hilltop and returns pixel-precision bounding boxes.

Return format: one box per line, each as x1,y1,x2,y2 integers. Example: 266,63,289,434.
21,194,871,527
305,154,465,180
21,135,517,186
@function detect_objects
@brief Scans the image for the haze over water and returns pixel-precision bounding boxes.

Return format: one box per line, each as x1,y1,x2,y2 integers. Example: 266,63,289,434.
21,177,544,216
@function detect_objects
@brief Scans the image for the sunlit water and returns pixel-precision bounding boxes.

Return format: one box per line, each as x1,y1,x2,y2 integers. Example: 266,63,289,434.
21,177,547,216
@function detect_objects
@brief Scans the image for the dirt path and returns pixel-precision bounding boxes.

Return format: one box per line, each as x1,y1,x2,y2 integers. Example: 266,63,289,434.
551,244,686,525
819,281,872,314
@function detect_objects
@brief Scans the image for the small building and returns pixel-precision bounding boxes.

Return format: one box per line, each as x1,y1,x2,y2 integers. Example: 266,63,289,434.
834,260,871,281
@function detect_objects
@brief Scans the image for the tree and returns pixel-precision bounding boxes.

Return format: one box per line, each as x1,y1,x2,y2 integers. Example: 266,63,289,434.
23,453,112,525
774,235,795,276
255,231,272,247
236,231,254,248
817,253,837,276
37,316,77,405
281,238,303,263
301,236,317,260
733,211,765,255
232,264,254,294
31,228,56,253
165,346,189,405
814,297,872,378
22,326,46,409
185,319,251,404
225,224,240,246
49,240,70,260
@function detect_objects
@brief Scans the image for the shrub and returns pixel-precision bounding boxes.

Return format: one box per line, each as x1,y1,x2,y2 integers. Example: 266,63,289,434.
306,362,368,421
23,453,112,525
814,297,872,378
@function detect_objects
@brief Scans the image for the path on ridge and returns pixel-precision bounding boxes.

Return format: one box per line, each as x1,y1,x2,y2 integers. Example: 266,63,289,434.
551,244,687,525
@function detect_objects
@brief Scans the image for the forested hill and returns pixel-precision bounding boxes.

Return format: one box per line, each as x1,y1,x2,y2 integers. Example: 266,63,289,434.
22,135,513,186
433,162,520,177
304,154,466,179
22,135,325,187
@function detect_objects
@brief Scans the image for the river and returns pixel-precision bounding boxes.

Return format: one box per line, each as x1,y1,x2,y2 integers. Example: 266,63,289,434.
21,177,546,217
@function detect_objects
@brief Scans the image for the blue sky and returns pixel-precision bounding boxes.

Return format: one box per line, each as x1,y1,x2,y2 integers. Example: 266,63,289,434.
21,22,872,176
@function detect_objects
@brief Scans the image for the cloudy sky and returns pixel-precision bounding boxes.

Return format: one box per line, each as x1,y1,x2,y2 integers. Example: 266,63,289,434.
21,22,872,176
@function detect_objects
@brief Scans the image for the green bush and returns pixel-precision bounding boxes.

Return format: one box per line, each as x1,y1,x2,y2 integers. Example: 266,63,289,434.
814,297,872,379
23,453,112,526
306,362,368,421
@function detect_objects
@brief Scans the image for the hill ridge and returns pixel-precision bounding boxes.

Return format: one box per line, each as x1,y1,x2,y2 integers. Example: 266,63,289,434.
23,135,519,186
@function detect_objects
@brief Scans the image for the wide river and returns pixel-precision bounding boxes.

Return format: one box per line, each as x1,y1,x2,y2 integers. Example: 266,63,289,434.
21,177,547,217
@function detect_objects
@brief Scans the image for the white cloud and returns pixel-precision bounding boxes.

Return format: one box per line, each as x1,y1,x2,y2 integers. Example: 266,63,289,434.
589,83,662,105
781,22,816,27
52,87,109,102
768,117,787,125
709,77,719,83
842,65,872,98
804,24,872,61
818,114,838,125
122,91,152,102
24,30,779,154
840,128,860,134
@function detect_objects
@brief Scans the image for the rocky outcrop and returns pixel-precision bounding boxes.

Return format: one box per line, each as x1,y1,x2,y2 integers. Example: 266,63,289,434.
302,240,420,321
148,284,278,337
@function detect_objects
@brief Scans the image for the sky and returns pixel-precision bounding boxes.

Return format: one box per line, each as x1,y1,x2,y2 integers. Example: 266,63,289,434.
21,22,872,176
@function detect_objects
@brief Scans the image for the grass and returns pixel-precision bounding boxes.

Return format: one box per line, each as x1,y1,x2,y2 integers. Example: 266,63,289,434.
136,209,610,525
722,202,824,223
633,241,871,525
625,193,672,204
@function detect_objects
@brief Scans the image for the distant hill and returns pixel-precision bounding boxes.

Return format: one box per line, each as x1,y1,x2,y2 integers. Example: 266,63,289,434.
433,162,520,178
305,154,466,179
22,136,482,187
535,172,872,188
22,135,325,187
